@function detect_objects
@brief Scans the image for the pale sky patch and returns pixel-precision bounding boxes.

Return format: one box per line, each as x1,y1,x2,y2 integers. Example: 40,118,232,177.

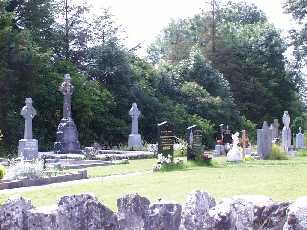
85,0,295,56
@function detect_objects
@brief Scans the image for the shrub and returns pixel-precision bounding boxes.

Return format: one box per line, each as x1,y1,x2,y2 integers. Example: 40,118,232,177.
4,160,44,180
267,144,288,160
0,165,5,179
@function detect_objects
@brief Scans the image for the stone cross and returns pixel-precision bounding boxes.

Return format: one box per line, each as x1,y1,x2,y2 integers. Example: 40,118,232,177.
21,98,37,139
129,103,141,135
59,74,74,118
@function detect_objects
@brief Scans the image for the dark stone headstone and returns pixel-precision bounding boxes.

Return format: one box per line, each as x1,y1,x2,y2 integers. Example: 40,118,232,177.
54,74,81,154
223,125,232,144
186,125,203,160
157,121,174,158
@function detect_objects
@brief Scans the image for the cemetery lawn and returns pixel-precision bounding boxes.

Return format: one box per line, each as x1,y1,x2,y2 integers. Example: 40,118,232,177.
1,155,307,210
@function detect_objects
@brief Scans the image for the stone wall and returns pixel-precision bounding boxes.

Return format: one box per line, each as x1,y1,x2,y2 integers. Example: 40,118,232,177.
0,190,306,229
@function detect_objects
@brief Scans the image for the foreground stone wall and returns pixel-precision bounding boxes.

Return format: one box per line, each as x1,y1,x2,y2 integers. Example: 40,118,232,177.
0,190,306,230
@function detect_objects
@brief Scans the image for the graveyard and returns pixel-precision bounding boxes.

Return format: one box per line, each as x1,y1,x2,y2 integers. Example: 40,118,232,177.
1,0,307,229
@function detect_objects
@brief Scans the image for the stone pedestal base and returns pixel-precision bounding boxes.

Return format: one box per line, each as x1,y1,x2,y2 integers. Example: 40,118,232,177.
128,134,142,148
227,147,243,162
18,139,38,160
54,117,81,154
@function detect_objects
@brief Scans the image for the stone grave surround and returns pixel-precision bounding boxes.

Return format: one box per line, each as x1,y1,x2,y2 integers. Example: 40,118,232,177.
54,74,81,154
128,103,142,148
257,121,272,159
18,98,38,160
1,190,306,230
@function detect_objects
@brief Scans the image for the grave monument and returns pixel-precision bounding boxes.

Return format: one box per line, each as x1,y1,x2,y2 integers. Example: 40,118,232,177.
157,121,174,159
186,125,203,160
128,103,142,148
54,74,81,154
296,127,304,149
18,98,38,160
257,121,272,159
282,111,291,153
226,132,242,161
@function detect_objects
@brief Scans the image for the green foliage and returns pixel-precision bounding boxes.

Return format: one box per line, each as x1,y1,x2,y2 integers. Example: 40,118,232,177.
267,144,288,160
0,165,6,179
240,116,256,144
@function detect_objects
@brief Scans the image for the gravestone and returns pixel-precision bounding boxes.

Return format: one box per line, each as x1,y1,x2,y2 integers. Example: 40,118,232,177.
54,74,81,154
241,130,251,157
214,124,225,155
272,119,280,139
257,121,272,159
18,98,39,160
186,125,203,160
281,111,291,153
128,103,142,149
157,121,174,159
296,127,304,149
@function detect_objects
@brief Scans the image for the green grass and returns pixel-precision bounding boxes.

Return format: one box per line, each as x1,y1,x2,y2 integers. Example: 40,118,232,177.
85,159,155,177
1,155,307,211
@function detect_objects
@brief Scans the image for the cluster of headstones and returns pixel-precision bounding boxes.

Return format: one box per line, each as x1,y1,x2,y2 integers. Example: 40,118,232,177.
257,111,304,159
18,74,143,160
157,121,204,160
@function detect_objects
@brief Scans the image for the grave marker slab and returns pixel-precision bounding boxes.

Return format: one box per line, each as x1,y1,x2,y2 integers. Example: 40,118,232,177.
157,121,174,158
257,121,272,159
186,125,203,160
282,111,291,153
296,127,304,149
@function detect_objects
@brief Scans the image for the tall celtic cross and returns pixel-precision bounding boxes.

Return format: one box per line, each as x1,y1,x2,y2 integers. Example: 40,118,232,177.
59,74,74,119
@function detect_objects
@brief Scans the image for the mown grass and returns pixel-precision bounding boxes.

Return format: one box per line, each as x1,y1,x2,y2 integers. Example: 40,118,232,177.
1,155,307,211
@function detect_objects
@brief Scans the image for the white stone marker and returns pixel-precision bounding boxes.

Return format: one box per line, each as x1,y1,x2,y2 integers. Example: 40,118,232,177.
128,103,142,148
282,111,291,153
296,127,304,149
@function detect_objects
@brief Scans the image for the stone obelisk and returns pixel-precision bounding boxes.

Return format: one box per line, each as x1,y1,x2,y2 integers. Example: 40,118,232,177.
54,74,81,154
128,103,142,149
18,98,39,160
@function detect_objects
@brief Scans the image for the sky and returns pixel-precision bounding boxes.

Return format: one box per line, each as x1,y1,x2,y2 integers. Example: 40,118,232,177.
87,0,296,55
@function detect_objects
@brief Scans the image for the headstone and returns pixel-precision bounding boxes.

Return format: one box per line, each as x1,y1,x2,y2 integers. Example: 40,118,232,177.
214,124,225,155
241,130,251,157
54,74,81,154
186,125,203,160
296,127,304,149
281,111,291,153
226,132,243,161
157,121,174,159
257,121,272,159
128,103,142,149
272,119,280,139
18,98,39,160
223,125,232,144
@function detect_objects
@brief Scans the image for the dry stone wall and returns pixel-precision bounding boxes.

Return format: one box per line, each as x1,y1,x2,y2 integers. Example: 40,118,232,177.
0,190,306,230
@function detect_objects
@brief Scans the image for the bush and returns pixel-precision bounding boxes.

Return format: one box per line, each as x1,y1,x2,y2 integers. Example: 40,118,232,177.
4,160,44,180
297,150,307,157
0,165,5,179
267,144,288,160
